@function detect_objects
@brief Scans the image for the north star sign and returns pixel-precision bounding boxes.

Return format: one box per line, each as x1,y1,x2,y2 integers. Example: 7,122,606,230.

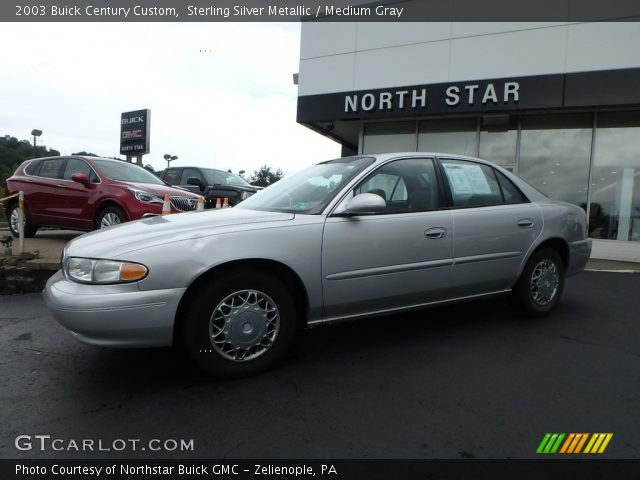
344,81,520,113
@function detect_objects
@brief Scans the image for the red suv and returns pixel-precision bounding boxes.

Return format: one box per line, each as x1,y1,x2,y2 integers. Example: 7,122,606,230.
5,156,200,237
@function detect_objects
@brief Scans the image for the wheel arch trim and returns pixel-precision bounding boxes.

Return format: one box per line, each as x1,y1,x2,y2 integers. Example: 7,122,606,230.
172,258,311,346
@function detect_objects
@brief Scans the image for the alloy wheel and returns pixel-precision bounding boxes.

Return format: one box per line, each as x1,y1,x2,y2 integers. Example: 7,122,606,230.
100,212,122,228
9,208,19,234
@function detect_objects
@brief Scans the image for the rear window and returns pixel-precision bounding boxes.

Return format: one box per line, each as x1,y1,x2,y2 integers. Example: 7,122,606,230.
38,159,64,179
24,160,41,175
495,170,528,204
163,169,181,185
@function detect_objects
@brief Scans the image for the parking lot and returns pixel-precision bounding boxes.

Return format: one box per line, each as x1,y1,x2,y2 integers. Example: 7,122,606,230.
1,270,639,459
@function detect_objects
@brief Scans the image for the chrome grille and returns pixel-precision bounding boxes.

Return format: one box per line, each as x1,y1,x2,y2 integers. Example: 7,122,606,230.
169,196,198,212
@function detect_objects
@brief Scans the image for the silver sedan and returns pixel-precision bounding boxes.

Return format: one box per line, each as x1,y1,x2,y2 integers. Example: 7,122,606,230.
44,153,592,377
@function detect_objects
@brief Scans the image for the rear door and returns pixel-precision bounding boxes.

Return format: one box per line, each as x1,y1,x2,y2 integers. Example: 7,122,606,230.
438,158,543,297
26,157,67,225
321,157,454,320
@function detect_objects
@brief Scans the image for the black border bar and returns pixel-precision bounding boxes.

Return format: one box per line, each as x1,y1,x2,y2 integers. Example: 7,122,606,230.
4,459,640,480
3,0,640,22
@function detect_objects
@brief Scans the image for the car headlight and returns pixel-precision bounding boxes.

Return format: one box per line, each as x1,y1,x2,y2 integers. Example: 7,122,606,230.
65,257,148,284
128,187,164,204
240,191,255,201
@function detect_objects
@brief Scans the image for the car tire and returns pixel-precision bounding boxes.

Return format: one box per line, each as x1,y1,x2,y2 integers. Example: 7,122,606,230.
8,203,38,238
510,248,565,318
181,269,296,378
96,205,127,230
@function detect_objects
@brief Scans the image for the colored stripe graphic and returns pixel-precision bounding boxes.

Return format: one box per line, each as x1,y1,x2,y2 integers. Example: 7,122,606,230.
537,433,565,454
584,433,614,454
538,433,613,454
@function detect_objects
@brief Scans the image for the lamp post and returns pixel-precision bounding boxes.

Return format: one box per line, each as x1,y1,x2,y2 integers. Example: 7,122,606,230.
31,129,42,158
164,154,178,168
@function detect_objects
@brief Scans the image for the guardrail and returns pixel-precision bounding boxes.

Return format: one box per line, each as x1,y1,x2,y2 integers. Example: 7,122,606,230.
0,191,24,255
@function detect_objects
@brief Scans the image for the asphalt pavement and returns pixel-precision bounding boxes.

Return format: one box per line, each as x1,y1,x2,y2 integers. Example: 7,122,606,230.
0,271,639,459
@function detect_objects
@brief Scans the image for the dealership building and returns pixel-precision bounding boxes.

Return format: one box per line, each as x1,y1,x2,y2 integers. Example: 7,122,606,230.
296,21,640,261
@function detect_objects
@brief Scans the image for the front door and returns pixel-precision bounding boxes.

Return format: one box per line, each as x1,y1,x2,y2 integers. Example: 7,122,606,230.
321,157,454,321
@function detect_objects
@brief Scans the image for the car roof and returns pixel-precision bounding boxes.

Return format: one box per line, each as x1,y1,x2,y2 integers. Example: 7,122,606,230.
27,155,127,163
165,166,225,172
370,151,495,167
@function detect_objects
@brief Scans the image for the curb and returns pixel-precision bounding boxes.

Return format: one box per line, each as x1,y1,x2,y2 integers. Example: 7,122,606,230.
0,261,59,295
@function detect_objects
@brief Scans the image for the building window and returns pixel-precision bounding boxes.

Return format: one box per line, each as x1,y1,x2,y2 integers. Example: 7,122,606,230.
362,121,416,154
518,114,593,209
418,118,477,156
589,112,640,242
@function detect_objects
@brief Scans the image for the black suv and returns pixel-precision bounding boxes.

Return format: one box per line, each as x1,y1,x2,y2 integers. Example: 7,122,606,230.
158,167,259,208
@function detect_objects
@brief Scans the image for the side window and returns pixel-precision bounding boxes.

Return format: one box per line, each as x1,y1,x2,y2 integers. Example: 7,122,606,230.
180,168,204,185
163,169,182,185
441,159,503,208
62,159,93,180
356,173,404,202
354,158,439,213
38,159,64,179
495,170,527,204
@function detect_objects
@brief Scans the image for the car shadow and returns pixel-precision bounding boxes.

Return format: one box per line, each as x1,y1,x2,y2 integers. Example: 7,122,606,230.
75,295,531,390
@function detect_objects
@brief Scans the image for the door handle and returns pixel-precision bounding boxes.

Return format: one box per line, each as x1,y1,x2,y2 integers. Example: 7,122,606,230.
425,227,447,239
517,219,534,228
56,184,68,188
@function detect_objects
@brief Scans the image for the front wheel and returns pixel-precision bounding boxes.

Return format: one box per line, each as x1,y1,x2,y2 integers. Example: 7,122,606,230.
96,205,127,230
181,270,296,378
510,248,565,317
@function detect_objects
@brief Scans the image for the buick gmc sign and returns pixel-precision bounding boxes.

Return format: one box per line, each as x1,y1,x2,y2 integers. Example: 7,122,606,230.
120,109,150,155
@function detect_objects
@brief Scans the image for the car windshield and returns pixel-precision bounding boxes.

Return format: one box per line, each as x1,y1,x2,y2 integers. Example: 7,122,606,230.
202,168,250,187
236,156,375,214
92,159,165,185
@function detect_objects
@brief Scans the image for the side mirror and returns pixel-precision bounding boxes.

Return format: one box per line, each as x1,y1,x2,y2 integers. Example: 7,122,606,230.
344,193,386,215
71,172,90,188
187,177,205,192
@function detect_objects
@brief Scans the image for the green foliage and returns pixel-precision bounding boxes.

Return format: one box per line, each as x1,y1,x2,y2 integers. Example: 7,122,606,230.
0,135,60,222
1,135,60,189
249,165,284,187
71,151,99,156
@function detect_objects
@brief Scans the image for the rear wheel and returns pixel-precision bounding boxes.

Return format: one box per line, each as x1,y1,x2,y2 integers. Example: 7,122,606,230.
96,205,127,230
181,270,296,378
510,248,564,317
8,203,38,238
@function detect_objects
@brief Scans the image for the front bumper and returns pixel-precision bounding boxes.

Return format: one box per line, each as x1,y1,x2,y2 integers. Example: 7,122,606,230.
567,238,592,277
43,271,185,347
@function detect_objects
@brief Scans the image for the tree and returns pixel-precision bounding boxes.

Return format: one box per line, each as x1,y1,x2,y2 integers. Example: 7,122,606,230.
71,151,98,156
0,135,60,222
1,135,60,190
249,165,284,187
143,164,155,173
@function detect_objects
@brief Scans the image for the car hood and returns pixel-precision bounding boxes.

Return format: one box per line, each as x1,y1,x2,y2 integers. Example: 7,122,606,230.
65,208,295,258
116,181,200,198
